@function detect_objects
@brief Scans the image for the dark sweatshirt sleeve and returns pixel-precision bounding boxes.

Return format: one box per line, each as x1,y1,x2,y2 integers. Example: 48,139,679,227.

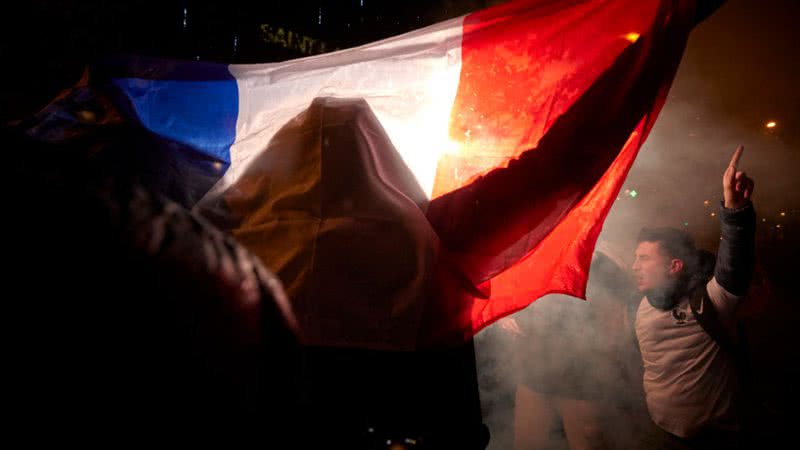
714,200,756,296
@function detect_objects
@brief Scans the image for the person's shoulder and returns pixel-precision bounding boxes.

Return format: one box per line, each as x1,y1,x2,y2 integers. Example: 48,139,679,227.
704,277,742,321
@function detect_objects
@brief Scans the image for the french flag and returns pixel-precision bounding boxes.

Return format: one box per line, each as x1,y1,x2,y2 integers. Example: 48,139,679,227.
81,0,697,349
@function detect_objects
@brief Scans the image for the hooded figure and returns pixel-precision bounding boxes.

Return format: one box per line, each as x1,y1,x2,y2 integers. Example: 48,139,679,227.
204,96,451,350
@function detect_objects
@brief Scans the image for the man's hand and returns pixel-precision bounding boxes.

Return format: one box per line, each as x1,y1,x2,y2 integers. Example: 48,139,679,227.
723,145,755,209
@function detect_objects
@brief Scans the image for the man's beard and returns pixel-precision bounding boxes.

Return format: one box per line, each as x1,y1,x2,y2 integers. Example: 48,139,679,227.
645,276,689,310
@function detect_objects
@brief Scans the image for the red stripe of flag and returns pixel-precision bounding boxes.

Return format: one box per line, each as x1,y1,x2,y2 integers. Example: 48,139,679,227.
422,0,696,344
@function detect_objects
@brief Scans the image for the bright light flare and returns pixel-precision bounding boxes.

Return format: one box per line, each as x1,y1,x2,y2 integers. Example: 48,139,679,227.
766,121,777,128
624,32,640,43
373,65,462,198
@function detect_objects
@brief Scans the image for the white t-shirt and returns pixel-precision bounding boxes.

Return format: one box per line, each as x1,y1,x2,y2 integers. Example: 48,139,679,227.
635,277,742,437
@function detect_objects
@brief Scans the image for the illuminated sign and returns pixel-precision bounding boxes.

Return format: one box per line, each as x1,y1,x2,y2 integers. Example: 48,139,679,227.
259,23,339,56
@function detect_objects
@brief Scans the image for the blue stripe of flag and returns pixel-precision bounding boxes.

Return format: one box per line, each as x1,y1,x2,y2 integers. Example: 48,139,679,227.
101,57,239,165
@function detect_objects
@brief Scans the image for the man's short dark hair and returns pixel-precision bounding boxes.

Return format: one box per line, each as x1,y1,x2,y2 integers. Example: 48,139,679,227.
637,227,697,273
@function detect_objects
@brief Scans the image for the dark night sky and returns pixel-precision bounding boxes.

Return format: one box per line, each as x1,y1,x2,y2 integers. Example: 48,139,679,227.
686,0,798,148
603,0,799,260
